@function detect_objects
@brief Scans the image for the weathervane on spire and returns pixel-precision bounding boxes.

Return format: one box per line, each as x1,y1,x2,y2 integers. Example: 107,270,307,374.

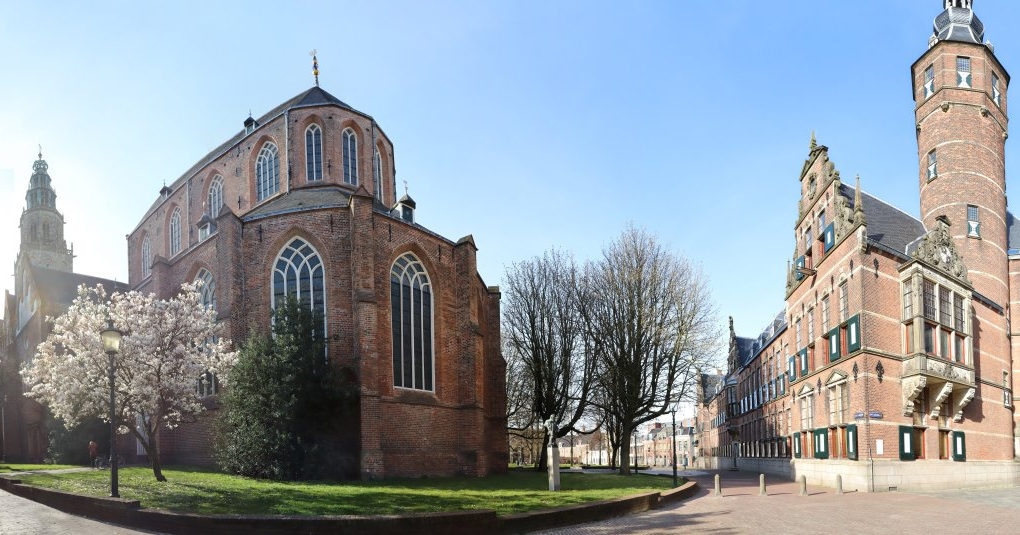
310,49,319,87
403,179,409,196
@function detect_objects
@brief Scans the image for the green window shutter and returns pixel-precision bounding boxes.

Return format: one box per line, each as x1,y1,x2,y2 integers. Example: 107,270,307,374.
814,429,829,459
899,426,915,461
847,424,858,461
828,327,840,362
788,356,797,381
793,432,801,458
952,431,966,462
799,349,809,375
823,223,835,253
846,314,861,353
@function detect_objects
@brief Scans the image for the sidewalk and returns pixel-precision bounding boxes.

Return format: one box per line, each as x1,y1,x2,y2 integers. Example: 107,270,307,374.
535,468,1020,534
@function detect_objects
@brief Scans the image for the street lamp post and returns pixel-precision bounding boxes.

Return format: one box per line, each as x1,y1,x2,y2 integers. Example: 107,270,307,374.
671,407,678,487
100,318,123,498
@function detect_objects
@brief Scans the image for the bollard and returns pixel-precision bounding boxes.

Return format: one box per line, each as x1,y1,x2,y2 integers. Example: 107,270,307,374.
759,473,767,496
836,474,844,495
714,473,722,497
798,475,807,496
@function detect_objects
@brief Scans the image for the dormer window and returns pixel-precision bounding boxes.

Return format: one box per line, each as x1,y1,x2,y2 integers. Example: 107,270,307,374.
197,214,216,242
394,194,416,224
244,115,258,135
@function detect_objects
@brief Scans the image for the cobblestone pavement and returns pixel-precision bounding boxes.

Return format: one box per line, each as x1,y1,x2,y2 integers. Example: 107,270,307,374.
534,469,1020,534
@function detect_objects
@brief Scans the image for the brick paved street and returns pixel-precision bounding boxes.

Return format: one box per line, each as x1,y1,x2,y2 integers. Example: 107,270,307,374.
534,469,1020,534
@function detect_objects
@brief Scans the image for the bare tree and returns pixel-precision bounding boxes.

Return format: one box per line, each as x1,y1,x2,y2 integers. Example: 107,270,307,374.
502,249,597,470
581,226,718,475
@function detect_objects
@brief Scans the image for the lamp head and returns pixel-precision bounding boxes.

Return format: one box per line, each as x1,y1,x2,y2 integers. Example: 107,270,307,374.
100,318,123,355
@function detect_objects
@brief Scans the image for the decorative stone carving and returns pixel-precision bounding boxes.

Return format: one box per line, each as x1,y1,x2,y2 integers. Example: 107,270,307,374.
903,375,927,416
833,191,854,241
930,382,954,419
910,216,970,284
955,387,976,422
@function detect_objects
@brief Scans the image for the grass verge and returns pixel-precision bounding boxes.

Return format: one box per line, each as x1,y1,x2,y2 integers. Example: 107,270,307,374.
0,463,81,473
16,467,678,516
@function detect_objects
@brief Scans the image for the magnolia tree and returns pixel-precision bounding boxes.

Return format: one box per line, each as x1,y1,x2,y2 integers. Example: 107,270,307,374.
21,283,236,482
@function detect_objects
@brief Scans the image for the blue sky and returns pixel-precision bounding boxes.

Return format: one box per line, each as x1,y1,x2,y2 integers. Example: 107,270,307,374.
3,1,1020,366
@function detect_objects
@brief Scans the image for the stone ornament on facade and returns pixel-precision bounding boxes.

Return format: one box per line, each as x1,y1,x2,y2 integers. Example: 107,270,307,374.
956,387,976,422
903,375,928,416
910,216,971,284
930,382,954,418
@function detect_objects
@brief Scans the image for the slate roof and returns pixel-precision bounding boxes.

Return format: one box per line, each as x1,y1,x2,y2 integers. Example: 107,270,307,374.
839,184,926,258
30,265,129,306
734,336,756,368
701,372,723,401
1007,212,1020,254
134,86,367,231
934,5,984,44
242,185,351,221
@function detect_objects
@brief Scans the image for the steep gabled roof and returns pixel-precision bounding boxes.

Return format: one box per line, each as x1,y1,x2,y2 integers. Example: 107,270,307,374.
839,184,926,257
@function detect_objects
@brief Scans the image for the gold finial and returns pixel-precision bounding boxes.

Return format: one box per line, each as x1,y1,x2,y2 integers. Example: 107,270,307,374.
310,49,319,87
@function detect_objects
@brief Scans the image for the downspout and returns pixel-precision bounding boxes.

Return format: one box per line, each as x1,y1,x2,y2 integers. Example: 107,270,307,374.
285,109,291,192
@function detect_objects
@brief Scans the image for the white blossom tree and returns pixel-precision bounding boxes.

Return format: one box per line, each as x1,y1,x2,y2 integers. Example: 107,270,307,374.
21,283,236,482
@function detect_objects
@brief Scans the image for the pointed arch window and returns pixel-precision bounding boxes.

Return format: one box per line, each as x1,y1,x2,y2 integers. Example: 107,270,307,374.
208,175,224,217
342,128,358,185
391,253,434,391
373,147,383,200
256,143,280,201
272,238,325,333
306,124,323,181
169,207,182,256
141,237,152,278
196,268,216,310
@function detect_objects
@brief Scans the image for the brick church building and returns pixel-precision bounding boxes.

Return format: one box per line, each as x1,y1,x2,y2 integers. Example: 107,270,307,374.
697,0,1020,491
124,83,507,479
1,152,127,462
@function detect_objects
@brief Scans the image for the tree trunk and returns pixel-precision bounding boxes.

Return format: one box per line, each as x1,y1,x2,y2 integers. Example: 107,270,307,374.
619,438,631,475
146,427,167,482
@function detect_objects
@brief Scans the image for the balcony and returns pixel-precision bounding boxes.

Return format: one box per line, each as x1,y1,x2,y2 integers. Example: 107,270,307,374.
902,354,975,386
901,354,976,422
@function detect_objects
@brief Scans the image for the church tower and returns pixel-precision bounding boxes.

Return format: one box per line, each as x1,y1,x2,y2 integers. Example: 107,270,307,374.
16,150,73,273
913,0,1009,303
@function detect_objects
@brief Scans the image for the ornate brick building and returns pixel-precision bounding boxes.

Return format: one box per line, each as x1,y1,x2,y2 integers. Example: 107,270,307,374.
697,0,1020,490
125,85,507,478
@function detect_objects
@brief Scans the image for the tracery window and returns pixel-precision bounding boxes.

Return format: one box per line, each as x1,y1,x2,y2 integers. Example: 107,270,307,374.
208,175,224,217
272,239,326,337
195,268,218,397
256,143,280,201
169,208,182,256
373,147,383,200
342,128,358,185
306,124,323,181
141,237,152,278
391,253,434,391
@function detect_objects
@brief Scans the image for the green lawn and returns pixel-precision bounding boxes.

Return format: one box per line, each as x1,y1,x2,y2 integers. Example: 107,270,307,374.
15,466,679,516
0,464,81,473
